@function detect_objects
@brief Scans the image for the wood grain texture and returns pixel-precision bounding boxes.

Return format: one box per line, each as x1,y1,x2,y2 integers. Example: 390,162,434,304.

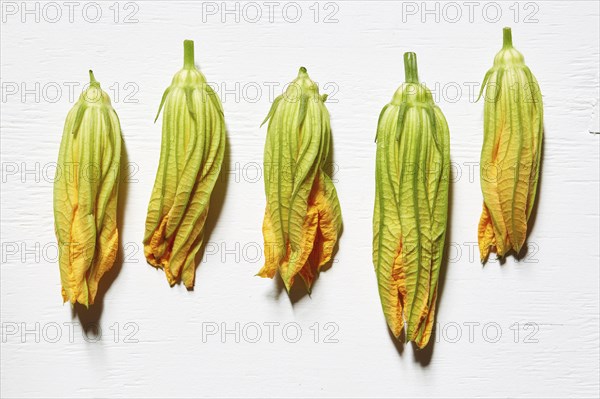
1,1,598,397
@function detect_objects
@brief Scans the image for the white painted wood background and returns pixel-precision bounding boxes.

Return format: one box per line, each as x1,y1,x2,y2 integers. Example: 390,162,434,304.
1,1,599,397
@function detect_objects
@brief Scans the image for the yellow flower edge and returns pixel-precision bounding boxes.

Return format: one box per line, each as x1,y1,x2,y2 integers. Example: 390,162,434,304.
478,27,543,262
258,67,342,293
143,40,226,288
53,70,122,307
373,53,450,349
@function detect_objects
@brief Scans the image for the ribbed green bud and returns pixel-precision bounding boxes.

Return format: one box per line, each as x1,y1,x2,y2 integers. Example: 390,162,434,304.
54,70,122,307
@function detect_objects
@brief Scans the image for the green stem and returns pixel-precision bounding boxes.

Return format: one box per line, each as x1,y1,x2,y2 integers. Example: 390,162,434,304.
503,27,513,48
89,70,99,87
183,40,195,69
404,52,419,84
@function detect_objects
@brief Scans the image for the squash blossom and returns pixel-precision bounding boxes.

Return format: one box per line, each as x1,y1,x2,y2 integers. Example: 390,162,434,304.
257,67,342,292
478,27,543,262
53,70,122,307
373,53,450,348
143,40,226,288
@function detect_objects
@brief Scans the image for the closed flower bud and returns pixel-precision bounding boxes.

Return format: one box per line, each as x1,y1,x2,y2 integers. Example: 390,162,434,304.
143,40,226,288
373,53,450,349
478,27,543,262
257,67,342,292
54,70,122,307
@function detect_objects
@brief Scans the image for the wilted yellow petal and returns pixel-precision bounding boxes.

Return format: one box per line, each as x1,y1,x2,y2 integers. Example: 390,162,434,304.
259,67,342,292
478,27,543,261
143,40,226,288
373,53,450,349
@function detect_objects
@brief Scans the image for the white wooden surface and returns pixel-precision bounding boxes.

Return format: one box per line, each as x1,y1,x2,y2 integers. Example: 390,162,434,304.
1,1,599,397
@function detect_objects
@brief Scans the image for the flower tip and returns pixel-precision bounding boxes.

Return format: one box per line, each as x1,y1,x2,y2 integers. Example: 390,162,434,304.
89,70,98,84
298,66,308,76
282,278,293,293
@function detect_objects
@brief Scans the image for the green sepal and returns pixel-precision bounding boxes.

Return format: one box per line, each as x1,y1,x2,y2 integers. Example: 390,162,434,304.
72,104,87,135
261,96,282,127
154,87,171,123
